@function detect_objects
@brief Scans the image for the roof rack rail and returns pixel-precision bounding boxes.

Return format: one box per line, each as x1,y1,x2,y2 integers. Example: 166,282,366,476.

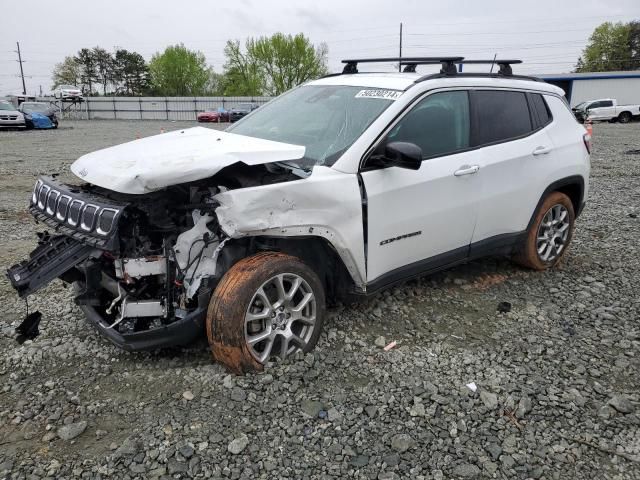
458,59,522,76
341,57,464,74
400,58,523,76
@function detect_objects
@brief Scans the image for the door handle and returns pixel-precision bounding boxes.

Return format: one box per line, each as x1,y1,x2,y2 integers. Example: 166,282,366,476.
454,165,480,176
533,146,552,155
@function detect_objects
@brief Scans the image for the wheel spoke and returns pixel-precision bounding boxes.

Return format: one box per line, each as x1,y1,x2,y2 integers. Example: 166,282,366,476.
292,292,314,313
285,277,302,301
257,337,275,363
279,336,290,359
246,308,270,323
296,315,316,326
254,287,273,310
247,328,273,345
289,334,306,349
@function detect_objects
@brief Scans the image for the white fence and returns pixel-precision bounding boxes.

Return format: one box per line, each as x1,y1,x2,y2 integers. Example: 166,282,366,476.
31,96,273,121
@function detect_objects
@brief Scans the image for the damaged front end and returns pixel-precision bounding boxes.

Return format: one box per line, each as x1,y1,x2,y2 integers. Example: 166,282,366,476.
7,175,231,351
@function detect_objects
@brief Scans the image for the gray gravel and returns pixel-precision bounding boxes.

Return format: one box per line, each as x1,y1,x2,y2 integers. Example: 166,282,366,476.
1,120,639,479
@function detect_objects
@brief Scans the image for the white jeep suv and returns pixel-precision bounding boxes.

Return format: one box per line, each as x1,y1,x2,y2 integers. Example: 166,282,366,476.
8,58,590,373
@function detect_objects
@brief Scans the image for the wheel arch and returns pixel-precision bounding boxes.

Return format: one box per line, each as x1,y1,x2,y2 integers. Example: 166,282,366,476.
527,175,585,231
216,235,357,304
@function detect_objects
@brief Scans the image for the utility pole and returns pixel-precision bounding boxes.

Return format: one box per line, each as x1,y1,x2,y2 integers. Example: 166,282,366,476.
398,22,403,72
16,42,27,95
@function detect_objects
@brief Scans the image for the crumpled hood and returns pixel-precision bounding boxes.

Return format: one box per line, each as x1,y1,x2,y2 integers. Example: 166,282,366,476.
70,127,305,194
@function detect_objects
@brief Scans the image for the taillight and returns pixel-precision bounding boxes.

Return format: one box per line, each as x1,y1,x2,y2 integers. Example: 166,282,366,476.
583,133,591,154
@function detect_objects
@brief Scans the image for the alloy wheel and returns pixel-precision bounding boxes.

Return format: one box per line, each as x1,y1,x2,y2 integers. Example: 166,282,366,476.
536,204,570,262
244,273,317,363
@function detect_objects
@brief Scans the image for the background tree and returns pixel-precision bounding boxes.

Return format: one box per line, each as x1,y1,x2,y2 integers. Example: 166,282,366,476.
222,34,328,96
221,40,265,96
149,44,211,96
52,56,81,89
251,33,328,95
92,47,115,95
75,48,98,95
114,49,149,95
629,21,640,66
575,22,632,72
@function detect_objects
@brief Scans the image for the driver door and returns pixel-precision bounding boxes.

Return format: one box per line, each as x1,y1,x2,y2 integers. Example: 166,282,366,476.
361,90,481,284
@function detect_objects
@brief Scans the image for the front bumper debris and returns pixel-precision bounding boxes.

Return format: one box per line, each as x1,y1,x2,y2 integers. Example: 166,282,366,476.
7,234,97,297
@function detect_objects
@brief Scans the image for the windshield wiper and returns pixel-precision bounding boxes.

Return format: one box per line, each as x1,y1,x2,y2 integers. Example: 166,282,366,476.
274,161,312,178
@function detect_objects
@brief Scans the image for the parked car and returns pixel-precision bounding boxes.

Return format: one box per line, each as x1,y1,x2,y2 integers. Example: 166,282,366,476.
0,100,25,128
572,98,640,123
54,85,83,101
19,102,59,129
229,103,259,122
7,57,590,375
197,108,229,123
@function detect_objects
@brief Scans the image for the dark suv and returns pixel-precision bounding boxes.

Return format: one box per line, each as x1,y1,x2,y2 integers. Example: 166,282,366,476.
229,103,259,122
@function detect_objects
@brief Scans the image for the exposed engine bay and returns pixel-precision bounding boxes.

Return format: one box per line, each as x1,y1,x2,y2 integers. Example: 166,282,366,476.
7,162,299,349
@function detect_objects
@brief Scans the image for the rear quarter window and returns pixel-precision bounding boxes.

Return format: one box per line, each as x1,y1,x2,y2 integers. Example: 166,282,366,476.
471,90,533,146
528,93,553,128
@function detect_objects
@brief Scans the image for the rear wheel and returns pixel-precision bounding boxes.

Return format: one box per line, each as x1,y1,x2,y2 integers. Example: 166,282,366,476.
513,191,575,270
618,111,632,124
206,252,325,374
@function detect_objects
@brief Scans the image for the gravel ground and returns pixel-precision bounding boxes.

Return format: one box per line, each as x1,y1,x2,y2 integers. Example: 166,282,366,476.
0,120,639,480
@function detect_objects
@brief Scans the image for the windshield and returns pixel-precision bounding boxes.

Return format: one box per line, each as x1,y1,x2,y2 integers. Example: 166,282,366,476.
227,85,398,167
22,103,49,112
573,102,586,110
0,102,15,111
60,85,77,90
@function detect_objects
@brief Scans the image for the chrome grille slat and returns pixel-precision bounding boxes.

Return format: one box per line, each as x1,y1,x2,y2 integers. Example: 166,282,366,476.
30,177,122,238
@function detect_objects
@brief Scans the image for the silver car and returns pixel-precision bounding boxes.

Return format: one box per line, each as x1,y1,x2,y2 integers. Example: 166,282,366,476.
0,101,25,128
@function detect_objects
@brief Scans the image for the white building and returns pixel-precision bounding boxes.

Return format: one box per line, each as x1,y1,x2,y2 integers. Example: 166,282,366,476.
540,71,640,107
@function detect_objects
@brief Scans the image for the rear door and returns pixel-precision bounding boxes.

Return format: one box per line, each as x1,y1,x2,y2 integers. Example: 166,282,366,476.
469,89,554,249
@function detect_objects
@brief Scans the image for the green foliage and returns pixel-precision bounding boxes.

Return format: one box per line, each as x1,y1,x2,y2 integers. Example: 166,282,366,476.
148,44,211,96
575,22,635,72
222,33,328,96
630,21,640,63
114,50,149,96
52,56,81,89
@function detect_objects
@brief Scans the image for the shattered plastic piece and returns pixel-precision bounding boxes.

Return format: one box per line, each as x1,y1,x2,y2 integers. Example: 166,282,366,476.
497,301,512,313
466,382,478,392
383,341,397,351
15,311,42,344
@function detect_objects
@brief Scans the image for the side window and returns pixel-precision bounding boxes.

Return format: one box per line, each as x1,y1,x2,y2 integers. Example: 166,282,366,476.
601,100,613,108
529,93,552,128
386,91,470,159
471,90,533,146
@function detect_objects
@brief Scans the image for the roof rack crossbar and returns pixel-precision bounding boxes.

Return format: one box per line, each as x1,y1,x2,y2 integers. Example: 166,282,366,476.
399,58,523,76
341,56,464,74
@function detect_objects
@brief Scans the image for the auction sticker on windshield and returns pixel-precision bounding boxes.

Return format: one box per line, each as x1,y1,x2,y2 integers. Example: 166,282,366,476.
355,89,402,100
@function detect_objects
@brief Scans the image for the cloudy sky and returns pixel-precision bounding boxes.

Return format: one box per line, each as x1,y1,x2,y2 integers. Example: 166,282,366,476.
1,0,639,95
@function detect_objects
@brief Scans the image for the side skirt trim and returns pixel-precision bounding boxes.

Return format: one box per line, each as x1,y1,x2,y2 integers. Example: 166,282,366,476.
360,231,524,296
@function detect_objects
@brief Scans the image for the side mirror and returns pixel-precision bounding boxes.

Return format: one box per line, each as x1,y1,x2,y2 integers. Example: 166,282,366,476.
381,141,422,170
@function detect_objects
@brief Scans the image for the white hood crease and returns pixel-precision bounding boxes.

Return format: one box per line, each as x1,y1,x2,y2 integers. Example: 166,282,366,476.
70,127,306,194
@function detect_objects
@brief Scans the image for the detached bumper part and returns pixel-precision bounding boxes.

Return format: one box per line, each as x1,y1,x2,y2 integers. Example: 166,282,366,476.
7,235,96,297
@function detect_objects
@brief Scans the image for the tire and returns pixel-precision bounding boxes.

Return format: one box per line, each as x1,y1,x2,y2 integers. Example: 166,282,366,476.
206,252,325,374
618,111,632,124
513,191,575,270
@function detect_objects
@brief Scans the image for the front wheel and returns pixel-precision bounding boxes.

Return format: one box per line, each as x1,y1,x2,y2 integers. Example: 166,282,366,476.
206,252,325,374
513,191,575,270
